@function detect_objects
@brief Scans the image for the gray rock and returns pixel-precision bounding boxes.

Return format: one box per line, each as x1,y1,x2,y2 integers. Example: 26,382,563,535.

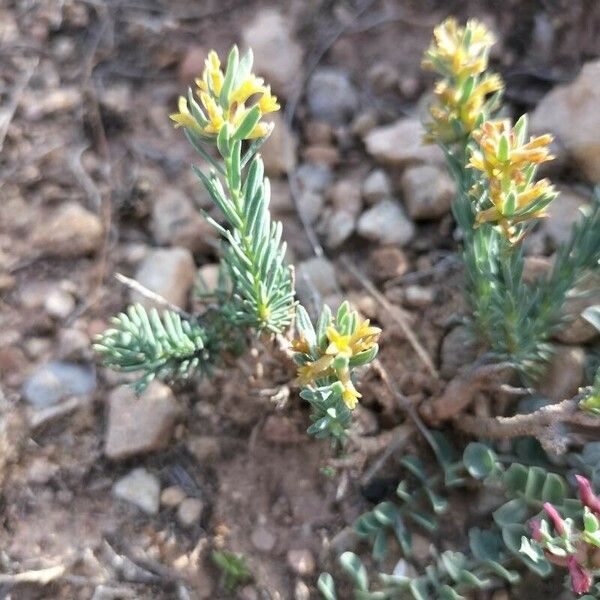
133,247,196,310
555,274,600,344
150,189,217,254
23,361,96,408
286,549,315,575
298,189,324,224
104,382,180,460
362,169,391,205
364,118,444,167
530,59,600,182
160,485,186,508
539,345,585,401
401,164,455,220
329,179,362,217
307,68,359,125
542,188,589,249
44,288,75,319
251,525,276,552
260,112,297,176
241,9,303,98
112,468,160,515
326,210,355,249
357,199,415,246
33,202,103,258
295,163,332,193
296,257,338,307
177,497,204,527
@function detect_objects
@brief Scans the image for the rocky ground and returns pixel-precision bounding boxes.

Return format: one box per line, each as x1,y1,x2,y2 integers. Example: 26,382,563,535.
1,1,600,599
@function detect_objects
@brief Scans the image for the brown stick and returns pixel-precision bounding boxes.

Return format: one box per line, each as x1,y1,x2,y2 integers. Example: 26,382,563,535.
420,362,514,424
454,393,600,454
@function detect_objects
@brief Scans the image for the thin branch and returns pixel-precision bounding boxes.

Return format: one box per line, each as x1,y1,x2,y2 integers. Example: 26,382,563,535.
455,392,600,454
114,273,192,320
0,565,65,585
341,255,439,379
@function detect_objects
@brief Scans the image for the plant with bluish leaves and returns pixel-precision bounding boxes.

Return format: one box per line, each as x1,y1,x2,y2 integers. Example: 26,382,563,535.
212,550,253,592
94,46,380,444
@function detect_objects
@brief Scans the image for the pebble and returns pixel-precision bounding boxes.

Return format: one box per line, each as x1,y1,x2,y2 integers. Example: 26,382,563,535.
351,111,378,137
33,202,103,258
357,199,415,246
325,210,355,249
23,87,82,120
298,189,325,224
57,327,91,360
295,163,332,193
112,468,160,515
44,288,75,319
307,68,359,125
369,246,409,283
251,525,276,552
132,247,196,310
294,581,310,600
286,549,315,575
186,435,220,462
261,112,297,176
440,325,478,379
22,361,96,408
263,415,303,444
177,497,204,527
150,189,217,254
104,382,180,460
178,45,208,82
304,120,334,145
364,118,444,167
401,164,455,220
539,345,585,401
542,188,589,249
404,285,434,308
328,179,362,216
530,59,600,182
362,169,392,205
302,144,340,166
296,257,339,307
241,9,303,98
160,485,186,508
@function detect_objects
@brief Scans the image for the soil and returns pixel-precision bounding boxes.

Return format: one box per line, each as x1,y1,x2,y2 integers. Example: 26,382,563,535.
1,1,599,599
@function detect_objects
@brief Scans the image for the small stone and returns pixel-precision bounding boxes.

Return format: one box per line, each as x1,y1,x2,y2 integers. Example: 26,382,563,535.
302,144,340,166
44,288,75,319
99,85,131,120
440,326,478,379
27,456,59,484
251,525,276,552
112,468,160,515
178,45,208,83
150,189,217,254
539,345,585,401
368,62,398,92
294,581,310,600
304,120,334,145
296,257,338,306
554,274,600,344
177,497,204,527
362,169,391,205
404,285,434,308
261,112,297,176
160,485,186,508
33,202,103,258
542,188,589,249
295,163,333,193
186,435,220,462
307,68,359,125
263,415,303,444
351,112,377,137
298,189,324,224
133,247,196,310
328,179,362,216
326,210,355,249
364,118,444,167
357,199,415,246
23,88,82,120
530,59,600,182
401,165,455,220
104,381,181,460
369,246,409,283
196,263,221,293
23,361,96,408
241,9,303,98
286,549,315,575
57,328,91,360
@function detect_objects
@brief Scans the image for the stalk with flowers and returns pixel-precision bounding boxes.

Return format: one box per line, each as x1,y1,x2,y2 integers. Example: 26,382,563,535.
94,46,380,444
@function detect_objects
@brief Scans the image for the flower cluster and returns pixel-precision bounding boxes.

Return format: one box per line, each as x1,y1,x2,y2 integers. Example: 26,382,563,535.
292,302,381,410
469,116,558,242
422,18,503,144
170,47,279,142
527,476,600,595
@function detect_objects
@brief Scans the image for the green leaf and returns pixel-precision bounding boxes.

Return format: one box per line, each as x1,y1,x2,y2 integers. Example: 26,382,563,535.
493,499,529,527
373,501,398,527
372,528,388,561
216,122,231,157
408,578,430,600
219,45,240,107
463,443,497,479
317,573,337,600
498,134,510,162
582,305,600,332
502,524,552,577
540,473,567,504
407,510,437,533
295,304,316,349
524,466,547,502
233,105,262,141
469,527,503,562
340,552,369,591
502,463,528,495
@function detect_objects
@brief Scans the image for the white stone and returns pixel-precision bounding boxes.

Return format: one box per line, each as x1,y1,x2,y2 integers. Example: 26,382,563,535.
177,497,204,527
326,211,355,249
362,169,391,205
357,199,415,246
401,164,455,220
112,468,160,515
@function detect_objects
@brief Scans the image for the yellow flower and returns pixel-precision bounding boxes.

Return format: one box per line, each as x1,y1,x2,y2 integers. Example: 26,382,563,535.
422,18,503,145
469,118,558,241
170,46,280,142
292,316,381,410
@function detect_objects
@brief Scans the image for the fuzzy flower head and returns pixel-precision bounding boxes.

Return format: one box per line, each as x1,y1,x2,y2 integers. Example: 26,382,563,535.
170,47,280,143
422,18,503,144
468,116,558,242
293,303,381,410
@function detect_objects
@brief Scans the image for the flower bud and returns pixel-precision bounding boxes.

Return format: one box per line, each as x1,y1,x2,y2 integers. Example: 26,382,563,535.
567,556,592,595
576,475,600,516
543,502,566,536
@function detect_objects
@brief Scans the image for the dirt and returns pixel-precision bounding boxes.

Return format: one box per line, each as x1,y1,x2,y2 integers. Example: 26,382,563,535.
1,1,599,599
